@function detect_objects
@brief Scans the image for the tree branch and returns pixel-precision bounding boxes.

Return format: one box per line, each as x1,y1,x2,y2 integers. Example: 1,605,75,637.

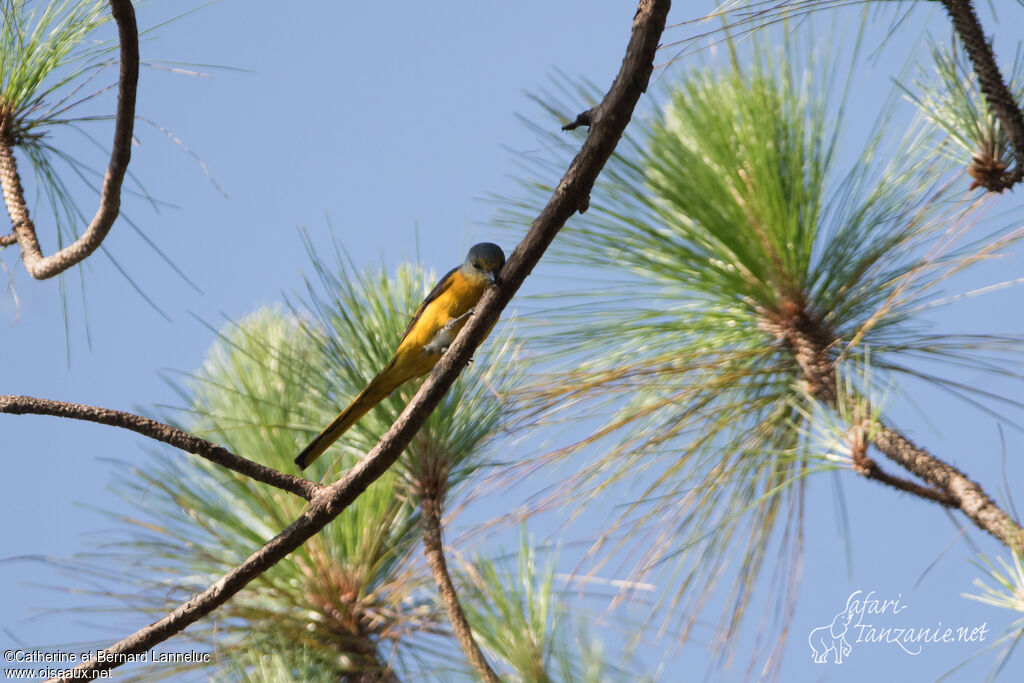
0,395,322,501
0,0,139,280
780,318,1024,550
940,0,1024,192
49,1,671,679
420,492,500,683
849,427,958,508
874,425,1024,551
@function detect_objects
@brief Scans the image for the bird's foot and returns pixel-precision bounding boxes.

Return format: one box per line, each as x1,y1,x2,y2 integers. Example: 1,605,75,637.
449,307,475,327
424,309,477,355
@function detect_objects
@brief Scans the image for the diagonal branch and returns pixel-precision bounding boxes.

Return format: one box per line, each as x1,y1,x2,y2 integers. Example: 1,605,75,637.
0,395,322,500
940,0,1024,192
782,321,1024,551
420,490,500,682
849,423,958,508
873,425,1023,551
0,0,138,280
50,1,671,679
409,444,499,680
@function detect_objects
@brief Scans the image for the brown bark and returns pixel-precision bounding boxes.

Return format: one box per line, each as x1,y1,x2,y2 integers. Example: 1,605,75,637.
0,395,322,500
780,321,1024,552
940,0,1024,192
44,2,671,679
848,421,957,508
341,640,398,683
421,492,501,682
0,0,138,279
874,425,1024,551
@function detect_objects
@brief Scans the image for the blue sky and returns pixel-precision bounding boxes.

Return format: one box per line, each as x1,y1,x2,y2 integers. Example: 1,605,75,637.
3,1,1024,681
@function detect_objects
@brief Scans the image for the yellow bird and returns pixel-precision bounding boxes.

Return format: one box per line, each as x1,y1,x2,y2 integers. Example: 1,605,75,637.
295,242,506,470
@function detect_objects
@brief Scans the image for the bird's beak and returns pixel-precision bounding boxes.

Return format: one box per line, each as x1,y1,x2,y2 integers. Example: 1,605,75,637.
486,270,500,285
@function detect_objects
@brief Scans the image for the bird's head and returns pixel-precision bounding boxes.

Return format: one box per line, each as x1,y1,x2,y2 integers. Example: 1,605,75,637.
462,242,505,285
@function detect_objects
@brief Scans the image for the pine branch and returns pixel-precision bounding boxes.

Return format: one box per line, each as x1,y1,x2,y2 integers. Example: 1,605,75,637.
874,425,1024,551
420,491,500,683
849,425,958,508
784,322,1024,552
0,0,138,279
43,2,672,679
939,0,1024,192
0,395,322,501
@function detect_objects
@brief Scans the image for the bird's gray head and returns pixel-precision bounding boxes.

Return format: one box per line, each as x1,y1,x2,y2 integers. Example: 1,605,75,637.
463,242,505,284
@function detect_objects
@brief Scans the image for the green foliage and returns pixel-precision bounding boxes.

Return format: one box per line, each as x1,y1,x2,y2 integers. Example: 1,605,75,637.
0,0,110,120
224,636,365,683
498,34,1023,664
95,248,521,679
458,531,645,683
958,551,1024,679
795,351,888,466
0,0,120,255
109,308,426,680
902,38,1024,190
966,550,1024,615
294,233,520,491
461,534,567,682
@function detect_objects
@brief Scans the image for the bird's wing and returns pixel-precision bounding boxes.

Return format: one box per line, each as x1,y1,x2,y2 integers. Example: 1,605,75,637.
400,266,458,342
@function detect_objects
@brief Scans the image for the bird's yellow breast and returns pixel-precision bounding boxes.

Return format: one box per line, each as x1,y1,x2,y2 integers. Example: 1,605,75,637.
394,269,489,376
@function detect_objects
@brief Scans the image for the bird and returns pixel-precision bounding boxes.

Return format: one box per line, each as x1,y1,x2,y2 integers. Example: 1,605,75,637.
294,242,506,470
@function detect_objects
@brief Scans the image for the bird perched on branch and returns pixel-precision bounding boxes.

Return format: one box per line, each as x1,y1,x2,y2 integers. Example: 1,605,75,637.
295,242,506,470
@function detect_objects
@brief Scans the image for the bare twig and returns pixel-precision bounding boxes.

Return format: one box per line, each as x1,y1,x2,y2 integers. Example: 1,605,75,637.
420,491,500,683
940,0,1024,192
0,395,322,500
0,0,139,280
50,1,671,679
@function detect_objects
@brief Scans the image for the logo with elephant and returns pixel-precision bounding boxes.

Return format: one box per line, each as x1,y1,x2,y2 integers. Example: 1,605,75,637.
808,591,860,664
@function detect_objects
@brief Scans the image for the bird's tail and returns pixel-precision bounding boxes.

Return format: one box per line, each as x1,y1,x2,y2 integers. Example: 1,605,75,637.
294,359,406,470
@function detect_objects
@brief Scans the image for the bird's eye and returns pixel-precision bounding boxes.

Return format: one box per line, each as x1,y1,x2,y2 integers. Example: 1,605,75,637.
473,261,482,270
